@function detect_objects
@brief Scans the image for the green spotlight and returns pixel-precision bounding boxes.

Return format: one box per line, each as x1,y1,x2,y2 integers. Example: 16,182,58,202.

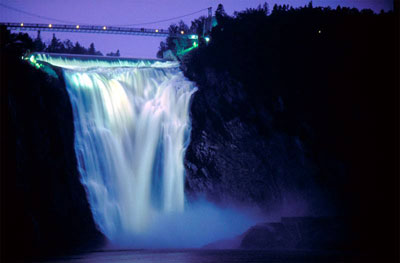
193,41,198,48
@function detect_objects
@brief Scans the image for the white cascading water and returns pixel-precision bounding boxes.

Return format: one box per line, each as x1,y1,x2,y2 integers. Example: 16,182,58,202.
34,54,255,248
39,54,197,243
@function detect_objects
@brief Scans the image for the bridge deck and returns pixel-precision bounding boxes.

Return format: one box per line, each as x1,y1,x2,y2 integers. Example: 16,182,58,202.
0,22,181,37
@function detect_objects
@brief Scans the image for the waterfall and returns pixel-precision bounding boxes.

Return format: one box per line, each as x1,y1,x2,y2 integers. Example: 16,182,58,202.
49,56,197,243
33,54,254,248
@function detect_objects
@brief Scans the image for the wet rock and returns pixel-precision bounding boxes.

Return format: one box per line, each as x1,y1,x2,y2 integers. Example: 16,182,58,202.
240,217,349,250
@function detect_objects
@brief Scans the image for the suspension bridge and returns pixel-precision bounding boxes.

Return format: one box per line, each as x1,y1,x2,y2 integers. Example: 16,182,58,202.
0,22,175,37
0,3,213,38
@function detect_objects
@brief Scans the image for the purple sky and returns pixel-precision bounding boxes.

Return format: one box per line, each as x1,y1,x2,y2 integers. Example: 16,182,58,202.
0,0,393,58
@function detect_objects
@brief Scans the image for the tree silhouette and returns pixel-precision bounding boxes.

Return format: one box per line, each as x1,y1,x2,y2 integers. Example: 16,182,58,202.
33,31,46,52
88,43,103,56
72,41,85,54
88,43,96,55
190,16,209,42
215,4,228,21
106,49,120,57
156,20,192,58
5,31,105,55
63,39,74,51
46,34,64,53
156,41,167,58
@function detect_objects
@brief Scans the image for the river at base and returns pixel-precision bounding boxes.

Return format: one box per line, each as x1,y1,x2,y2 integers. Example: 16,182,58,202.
31,249,377,263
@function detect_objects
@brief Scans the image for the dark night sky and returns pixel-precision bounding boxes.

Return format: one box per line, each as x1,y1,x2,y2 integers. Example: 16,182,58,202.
0,0,393,58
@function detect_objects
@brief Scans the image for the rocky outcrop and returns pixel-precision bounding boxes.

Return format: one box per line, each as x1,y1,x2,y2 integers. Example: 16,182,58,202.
240,217,348,250
184,68,323,214
205,217,349,251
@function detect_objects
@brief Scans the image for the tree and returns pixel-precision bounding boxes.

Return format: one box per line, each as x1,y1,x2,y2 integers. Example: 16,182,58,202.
46,34,64,53
9,32,34,55
3,29,105,56
216,3,227,20
106,49,120,57
156,21,192,59
156,41,167,58
88,43,96,55
63,39,74,52
214,4,231,27
190,16,208,37
72,41,86,54
88,43,103,56
33,31,46,52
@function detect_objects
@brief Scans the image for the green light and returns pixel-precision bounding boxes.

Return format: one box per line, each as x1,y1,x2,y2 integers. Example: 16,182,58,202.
205,37,210,43
190,35,198,39
27,54,44,70
193,41,198,48
178,46,195,56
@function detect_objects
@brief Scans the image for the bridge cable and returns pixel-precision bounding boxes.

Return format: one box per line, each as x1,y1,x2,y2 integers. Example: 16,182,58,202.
0,3,81,24
0,3,209,27
113,8,210,26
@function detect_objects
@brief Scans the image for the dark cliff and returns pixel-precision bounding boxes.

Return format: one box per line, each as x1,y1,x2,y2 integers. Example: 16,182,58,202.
184,69,321,214
182,6,398,259
1,28,104,262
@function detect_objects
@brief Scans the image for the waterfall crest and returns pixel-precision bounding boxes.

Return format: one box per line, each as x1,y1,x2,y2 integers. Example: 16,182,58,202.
60,61,196,242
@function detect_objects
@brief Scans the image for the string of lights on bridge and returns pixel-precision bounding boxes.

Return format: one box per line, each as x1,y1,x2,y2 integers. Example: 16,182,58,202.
0,2,211,37
1,22,210,41
17,22,187,35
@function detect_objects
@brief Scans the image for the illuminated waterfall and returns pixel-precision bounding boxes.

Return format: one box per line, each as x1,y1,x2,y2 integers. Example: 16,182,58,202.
47,55,197,243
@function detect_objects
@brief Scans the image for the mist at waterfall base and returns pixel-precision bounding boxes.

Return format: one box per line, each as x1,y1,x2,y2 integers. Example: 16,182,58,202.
50,56,257,249
105,199,257,248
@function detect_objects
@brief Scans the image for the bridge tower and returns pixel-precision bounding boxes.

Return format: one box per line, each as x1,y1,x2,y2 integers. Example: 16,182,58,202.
207,7,212,32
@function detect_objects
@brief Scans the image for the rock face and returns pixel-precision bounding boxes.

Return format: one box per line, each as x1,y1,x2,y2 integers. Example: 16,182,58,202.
181,10,397,258
184,68,323,214
240,217,348,250
3,49,104,261
204,217,349,251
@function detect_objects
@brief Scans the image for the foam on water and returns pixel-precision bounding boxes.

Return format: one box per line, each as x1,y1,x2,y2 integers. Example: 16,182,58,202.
34,52,178,70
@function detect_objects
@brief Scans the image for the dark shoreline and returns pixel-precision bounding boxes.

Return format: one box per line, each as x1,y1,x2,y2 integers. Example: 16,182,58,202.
30,248,389,263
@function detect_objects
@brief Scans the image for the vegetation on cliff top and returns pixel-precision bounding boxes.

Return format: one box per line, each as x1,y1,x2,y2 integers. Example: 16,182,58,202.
1,27,120,56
